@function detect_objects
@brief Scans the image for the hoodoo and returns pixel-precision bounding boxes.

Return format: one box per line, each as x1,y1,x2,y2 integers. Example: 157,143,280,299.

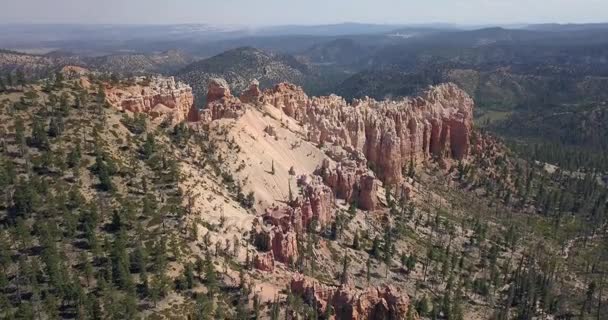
255,82,474,184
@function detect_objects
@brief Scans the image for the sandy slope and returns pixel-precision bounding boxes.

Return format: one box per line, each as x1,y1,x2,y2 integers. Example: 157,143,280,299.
211,102,332,210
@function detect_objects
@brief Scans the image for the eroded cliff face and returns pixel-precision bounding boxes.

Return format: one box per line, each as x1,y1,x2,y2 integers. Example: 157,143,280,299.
252,175,335,266
216,80,472,212
105,76,196,124
255,82,474,185
191,79,473,317
291,274,417,320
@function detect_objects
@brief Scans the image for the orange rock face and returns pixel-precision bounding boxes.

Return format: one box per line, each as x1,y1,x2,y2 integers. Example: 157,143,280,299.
239,79,262,104
316,158,378,210
196,81,474,185
198,78,473,192
196,78,248,122
253,252,274,272
105,76,195,124
206,78,232,105
290,274,417,320
251,175,335,270
202,97,246,121
297,175,336,228
259,82,474,185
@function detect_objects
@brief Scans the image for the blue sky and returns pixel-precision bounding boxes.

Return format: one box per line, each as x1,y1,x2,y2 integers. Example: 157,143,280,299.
2,0,607,25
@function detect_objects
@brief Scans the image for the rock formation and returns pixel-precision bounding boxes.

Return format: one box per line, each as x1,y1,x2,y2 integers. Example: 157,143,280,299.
297,175,336,228
316,158,379,210
252,175,335,269
200,79,474,270
201,97,246,122
290,274,417,320
252,220,298,267
206,78,232,105
258,82,474,184
195,81,474,185
239,79,262,104
104,76,195,124
196,78,248,122
253,252,274,272
60,65,90,78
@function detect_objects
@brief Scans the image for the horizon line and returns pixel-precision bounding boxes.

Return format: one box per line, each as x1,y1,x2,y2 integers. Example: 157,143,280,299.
1,21,608,28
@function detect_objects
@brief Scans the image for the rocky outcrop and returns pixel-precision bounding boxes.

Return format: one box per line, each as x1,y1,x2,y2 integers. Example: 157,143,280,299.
316,158,378,210
251,221,298,267
206,78,231,105
239,79,262,104
253,252,274,272
198,78,473,210
297,175,335,228
201,97,246,121
196,80,473,185
60,65,90,78
105,76,195,124
194,78,247,122
290,274,417,320
259,82,474,184
251,175,335,270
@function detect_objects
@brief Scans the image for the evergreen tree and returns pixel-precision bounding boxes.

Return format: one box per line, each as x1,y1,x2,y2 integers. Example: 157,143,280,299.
193,293,214,320
184,262,195,289
47,117,63,138
352,230,360,250
111,230,133,291
371,236,381,258
340,253,350,285
13,177,39,217
30,117,49,150
142,134,156,159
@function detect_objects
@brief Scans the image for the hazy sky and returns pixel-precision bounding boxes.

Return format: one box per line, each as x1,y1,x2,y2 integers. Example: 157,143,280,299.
1,0,607,26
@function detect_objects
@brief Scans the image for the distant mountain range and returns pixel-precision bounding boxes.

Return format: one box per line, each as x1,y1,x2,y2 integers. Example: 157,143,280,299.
0,49,194,77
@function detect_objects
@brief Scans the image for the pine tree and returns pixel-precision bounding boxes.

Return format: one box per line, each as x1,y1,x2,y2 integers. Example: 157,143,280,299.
48,117,63,138
416,296,429,317
15,69,25,88
97,84,106,103
352,230,360,250
204,255,218,294
98,162,114,191
407,254,417,274
324,304,334,319
13,177,39,217
142,134,156,159
407,157,416,178
270,297,281,320
193,293,214,320
30,117,49,150
340,253,350,285
288,180,294,203
111,230,133,291
371,236,380,258
383,228,394,278
80,251,94,287
184,263,195,289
